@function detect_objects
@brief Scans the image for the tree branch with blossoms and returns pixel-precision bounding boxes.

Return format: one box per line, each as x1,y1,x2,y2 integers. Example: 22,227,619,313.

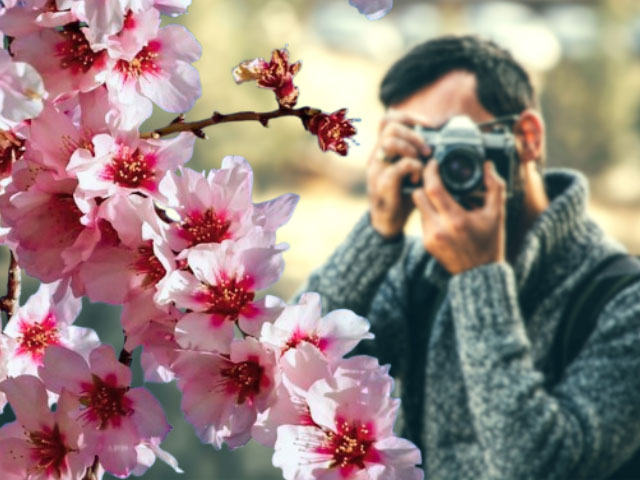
0,0,422,479
143,106,317,137
142,48,358,156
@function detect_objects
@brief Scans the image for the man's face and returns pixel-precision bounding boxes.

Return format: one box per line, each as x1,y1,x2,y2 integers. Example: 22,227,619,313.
391,70,495,132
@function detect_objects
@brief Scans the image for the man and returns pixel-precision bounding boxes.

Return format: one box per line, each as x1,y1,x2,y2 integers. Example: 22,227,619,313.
297,36,640,479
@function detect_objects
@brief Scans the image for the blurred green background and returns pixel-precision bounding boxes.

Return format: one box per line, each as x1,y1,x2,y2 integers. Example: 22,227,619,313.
3,0,640,478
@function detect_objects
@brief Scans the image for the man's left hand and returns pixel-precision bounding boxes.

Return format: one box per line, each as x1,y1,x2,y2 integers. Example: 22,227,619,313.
412,160,507,275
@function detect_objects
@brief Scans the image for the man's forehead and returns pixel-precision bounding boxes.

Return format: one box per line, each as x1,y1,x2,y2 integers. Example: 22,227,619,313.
391,70,495,127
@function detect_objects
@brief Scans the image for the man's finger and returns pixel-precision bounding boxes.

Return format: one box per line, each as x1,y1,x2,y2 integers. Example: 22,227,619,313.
381,122,432,157
423,159,463,215
392,158,424,180
411,187,438,220
380,137,420,161
378,158,424,192
483,162,506,214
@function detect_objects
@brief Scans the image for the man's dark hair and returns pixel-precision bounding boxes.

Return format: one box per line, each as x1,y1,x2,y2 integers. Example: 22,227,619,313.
379,35,536,117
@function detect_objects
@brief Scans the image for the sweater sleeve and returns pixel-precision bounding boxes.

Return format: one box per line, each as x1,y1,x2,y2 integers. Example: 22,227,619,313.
447,262,640,479
292,212,411,375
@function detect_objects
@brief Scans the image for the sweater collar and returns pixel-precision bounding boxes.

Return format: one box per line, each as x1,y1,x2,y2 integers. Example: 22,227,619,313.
512,168,593,291
425,168,597,292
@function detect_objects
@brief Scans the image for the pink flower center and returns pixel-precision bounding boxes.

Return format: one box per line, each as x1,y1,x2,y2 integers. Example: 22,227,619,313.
61,134,95,158
42,193,85,246
115,42,161,79
17,315,60,360
132,241,166,289
103,144,155,189
199,277,255,320
180,208,231,247
220,358,263,404
79,374,133,429
318,419,380,472
56,25,104,75
27,424,72,478
123,11,136,30
282,329,326,354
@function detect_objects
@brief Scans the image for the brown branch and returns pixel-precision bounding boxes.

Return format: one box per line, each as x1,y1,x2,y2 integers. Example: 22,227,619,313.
0,250,21,322
140,106,321,139
83,456,100,480
119,341,133,367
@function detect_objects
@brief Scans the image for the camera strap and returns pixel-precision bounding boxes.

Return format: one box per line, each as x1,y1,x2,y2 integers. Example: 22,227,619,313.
545,253,640,387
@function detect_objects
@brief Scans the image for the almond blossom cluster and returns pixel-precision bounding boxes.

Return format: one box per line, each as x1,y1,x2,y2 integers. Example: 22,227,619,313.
0,0,419,478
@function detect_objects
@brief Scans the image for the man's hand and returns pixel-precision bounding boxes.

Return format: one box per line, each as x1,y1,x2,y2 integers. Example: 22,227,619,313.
367,110,431,238
411,160,506,275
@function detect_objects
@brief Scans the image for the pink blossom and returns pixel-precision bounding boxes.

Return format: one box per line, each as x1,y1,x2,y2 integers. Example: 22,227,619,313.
306,108,357,156
39,345,171,477
0,172,102,283
252,342,332,447
273,367,423,480
11,23,109,99
172,337,279,449
0,375,95,480
0,0,20,8
85,8,161,62
154,0,190,16
253,344,390,448
3,280,99,381
261,292,373,361
159,156,298,251
122,295,181,383
68,130,195,200
0,49,45,129
0,0,75,38
106,24,201,113
25,88,112,177
72,194,174,304
0,335,13,413
349,0,394,20
233,47,301,108
70,0,153,43
156,234,286,353
132,439,183,475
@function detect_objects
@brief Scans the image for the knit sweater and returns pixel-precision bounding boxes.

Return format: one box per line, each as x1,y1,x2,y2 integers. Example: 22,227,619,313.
296,169,640,479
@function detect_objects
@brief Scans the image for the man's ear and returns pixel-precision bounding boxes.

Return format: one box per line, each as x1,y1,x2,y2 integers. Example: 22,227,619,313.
514,109,544,164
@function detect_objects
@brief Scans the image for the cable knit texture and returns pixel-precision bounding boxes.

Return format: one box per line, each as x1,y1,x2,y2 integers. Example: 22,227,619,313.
296,169,640,479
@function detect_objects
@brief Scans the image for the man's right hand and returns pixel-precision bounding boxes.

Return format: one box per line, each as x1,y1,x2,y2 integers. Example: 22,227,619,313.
367,110,432,238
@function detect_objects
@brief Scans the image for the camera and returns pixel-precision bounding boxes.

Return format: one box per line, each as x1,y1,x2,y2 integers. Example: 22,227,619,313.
403,115,518,205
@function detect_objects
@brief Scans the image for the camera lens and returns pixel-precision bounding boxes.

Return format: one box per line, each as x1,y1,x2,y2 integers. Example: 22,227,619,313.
444,154,475,183
439,147,482,193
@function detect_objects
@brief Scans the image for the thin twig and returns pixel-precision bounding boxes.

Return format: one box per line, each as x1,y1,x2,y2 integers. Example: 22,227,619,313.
83,456,100,480
140,106,321,139
119,338,133,367
0,250,21,323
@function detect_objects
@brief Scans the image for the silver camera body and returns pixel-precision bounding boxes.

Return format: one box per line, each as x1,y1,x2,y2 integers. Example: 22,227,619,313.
410,115,518,203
